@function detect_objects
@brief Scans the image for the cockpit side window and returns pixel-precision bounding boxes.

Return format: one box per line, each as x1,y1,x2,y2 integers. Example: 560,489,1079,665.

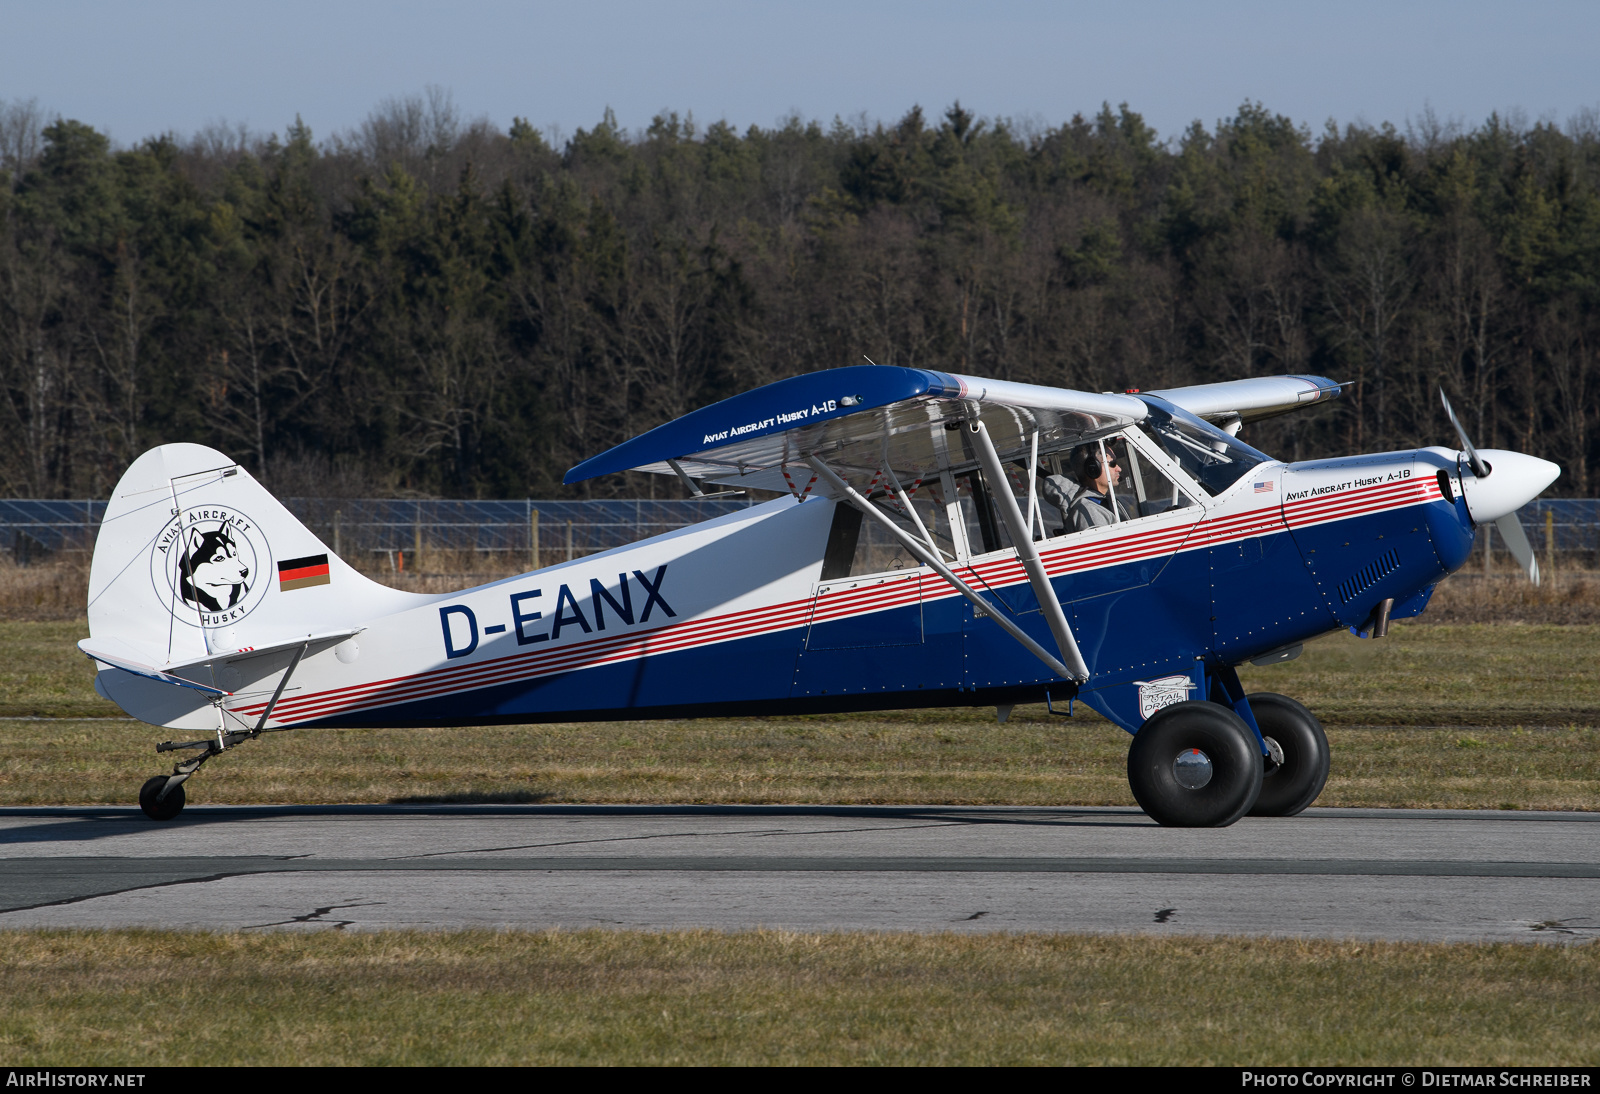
824,413,1222,578
1136,400,1270,496
821,484,958,579
1027,432,1197,537
1117,436,1198,518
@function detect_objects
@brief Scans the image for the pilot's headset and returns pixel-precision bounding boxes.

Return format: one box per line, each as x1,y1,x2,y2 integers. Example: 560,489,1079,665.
1078,441,1114,487
1079,441,1122,525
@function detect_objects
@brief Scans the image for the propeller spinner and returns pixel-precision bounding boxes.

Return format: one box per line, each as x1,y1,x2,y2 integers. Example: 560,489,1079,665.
1438,389,1560,586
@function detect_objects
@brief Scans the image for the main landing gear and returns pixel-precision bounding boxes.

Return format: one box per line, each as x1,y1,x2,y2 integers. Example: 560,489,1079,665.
1246,693,1331,818
1127,693,1329,827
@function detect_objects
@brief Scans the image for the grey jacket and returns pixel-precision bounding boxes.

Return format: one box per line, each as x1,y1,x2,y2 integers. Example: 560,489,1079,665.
1067,490,1129,532
1039,474,1080,531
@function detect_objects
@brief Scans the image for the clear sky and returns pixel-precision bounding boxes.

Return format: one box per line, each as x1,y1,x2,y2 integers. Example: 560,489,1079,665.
2,0,1596,147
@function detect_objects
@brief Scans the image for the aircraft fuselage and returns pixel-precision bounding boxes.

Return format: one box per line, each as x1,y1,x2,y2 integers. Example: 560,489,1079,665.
225,447,1472,736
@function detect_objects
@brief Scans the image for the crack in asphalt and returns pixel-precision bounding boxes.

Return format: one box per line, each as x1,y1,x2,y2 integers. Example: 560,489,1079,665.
0,870,262,914
394,828,793,858
392,821,972,859
1529,918,1597,934
243,901,385,930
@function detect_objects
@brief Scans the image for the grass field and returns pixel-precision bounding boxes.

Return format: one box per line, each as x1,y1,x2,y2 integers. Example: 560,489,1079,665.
2,930,1597,1066
4,617,1597,1068
1,620,1597,809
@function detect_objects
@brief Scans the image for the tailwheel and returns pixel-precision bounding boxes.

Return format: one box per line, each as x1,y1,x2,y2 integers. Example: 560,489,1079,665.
138,775,186,821
139,723,252,821
1246,693,1330,817
1127,700,1264,827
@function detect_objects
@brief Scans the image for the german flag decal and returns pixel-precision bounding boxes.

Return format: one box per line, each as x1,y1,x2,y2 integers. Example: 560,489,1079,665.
277,553,331,591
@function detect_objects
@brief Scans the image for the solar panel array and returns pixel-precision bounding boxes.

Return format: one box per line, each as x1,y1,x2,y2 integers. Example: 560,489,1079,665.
0,497,753,564
283,498,754,564
2,495,1599,566
0,500,106,556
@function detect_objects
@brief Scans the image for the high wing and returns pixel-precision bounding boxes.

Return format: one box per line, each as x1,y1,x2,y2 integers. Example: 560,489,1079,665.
568,366,1154,684
564,366,1147,495
567,365,1343,688
1146,375,1343,429
565,367,1342,493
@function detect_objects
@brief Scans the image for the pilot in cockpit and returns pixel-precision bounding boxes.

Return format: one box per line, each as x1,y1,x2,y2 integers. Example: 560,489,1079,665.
1066,443,1131,532
1034,465,1078,535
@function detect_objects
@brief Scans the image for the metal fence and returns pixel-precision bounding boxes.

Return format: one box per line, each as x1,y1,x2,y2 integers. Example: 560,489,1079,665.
285,498,754,569
4,496,1600,568
0,497,753,568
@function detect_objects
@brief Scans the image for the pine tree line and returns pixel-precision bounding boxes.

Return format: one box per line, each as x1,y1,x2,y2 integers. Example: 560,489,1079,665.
2,93,1598,499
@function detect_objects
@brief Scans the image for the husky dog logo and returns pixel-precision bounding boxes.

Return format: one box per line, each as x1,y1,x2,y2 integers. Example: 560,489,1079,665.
150,506,270,628
178,525,250,611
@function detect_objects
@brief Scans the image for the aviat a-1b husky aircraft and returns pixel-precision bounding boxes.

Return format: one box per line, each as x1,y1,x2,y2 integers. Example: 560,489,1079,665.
82,365,1558,826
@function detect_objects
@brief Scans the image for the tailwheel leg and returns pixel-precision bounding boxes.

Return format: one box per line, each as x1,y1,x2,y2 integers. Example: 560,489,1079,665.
138,723,259,821
136,640,306,820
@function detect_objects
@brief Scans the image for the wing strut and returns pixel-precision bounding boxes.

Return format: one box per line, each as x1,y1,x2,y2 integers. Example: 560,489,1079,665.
966,420,1092,682
804,455,1085,683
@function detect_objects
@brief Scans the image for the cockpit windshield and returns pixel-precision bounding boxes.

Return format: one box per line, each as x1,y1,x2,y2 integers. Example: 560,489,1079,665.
1135,398,1271,496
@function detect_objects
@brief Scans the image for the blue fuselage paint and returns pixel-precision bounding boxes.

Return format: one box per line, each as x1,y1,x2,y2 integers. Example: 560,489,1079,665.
307,449,1472,733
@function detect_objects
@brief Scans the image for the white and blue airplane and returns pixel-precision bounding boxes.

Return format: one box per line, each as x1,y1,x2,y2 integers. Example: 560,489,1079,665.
80,366,1558,826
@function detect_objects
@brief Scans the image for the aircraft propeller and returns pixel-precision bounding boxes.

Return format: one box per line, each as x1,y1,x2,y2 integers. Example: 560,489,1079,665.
1439,389,1556,586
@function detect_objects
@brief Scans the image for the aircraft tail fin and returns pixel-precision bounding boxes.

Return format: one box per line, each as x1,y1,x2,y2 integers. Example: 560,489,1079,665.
87,443,427,727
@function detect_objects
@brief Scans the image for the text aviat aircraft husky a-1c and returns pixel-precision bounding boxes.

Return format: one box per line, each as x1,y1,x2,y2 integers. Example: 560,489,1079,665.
82,366,1558,826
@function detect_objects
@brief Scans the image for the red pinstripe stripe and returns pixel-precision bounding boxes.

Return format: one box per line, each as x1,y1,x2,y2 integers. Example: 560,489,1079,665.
251,477,1445,722
246,596,818,720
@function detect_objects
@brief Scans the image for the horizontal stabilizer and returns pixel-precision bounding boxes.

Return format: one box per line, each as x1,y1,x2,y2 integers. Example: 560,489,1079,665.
80,627,364,696
79,639,228,696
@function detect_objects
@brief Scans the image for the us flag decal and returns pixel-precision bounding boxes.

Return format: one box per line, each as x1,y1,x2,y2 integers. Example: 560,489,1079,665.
277,553,330,591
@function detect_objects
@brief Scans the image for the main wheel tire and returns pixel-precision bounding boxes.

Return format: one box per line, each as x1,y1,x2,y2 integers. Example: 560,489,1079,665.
1127,700,1264,827
138,776,185,821
1246,693,1330,817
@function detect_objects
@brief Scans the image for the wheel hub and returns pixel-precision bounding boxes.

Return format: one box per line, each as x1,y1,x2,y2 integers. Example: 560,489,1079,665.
1172,748,1213,790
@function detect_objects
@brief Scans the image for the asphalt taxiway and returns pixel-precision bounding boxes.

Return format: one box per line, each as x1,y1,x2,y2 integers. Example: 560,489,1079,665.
1,805,1596,940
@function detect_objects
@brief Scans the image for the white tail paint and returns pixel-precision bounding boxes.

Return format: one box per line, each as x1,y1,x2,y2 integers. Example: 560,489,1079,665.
85,443,429,728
